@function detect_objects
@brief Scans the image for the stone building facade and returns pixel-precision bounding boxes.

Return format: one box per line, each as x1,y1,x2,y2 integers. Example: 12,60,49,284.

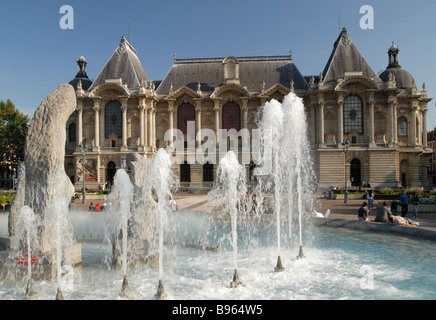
65,28,432,192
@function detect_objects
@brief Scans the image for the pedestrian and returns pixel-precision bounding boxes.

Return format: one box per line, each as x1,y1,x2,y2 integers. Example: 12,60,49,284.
89,202,95,212
390,200,398,216
412,193,419,219
399,190,408,217
4,201,11,214
366,190,374,210
95,203,101,212
357,202,369,222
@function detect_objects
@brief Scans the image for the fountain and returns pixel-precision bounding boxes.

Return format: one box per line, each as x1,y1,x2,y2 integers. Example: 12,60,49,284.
146,148,176,299
255,93,316,264
14,206,39,300
208,151,247,287
1,86,436,301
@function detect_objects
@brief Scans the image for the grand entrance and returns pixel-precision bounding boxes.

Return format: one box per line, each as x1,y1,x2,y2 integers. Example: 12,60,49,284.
350,158,361,187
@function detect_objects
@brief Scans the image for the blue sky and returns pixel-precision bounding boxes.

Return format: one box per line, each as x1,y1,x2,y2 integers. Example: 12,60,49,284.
1,0,436,128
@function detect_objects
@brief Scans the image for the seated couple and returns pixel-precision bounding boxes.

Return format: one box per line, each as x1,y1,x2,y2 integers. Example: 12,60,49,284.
375,202,417,227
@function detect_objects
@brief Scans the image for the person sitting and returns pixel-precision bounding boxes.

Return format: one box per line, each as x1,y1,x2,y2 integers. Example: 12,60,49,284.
89,202,95,212
94,203,101,212
374,202,394,224
358,202,369,222
101,203,107,211
390,200,398,216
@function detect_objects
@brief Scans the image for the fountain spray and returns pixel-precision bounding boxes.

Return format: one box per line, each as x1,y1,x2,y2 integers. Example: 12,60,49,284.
16,206,39,300
210,151,246,287
109,169,134,298
147,149,175,299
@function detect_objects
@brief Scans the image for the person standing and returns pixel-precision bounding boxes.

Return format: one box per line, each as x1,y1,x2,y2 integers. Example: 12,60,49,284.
366,190,374,210
399,190,408,217
412,193,420,219
390,200,398,216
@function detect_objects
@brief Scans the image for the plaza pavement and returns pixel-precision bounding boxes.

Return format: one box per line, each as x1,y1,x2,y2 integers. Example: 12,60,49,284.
73,193,436,241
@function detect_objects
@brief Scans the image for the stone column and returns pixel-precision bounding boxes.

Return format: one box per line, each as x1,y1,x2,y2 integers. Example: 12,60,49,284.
337,95,344,145
93,100,101,150
77,100,83,146
317,95,325,147
151,101,156,150
168,100,175,144
214,99,221,146
148,103,153,148
388,97,395,146
368,96,375,147
138,98,145,150
423,109,428,147
121,99,128,150
241,98,248,130
195,100,202,148
411,103,417,147
394,103,398,144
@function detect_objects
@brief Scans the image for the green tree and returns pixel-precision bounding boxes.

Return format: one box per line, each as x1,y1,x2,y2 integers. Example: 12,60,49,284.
0,99,29,175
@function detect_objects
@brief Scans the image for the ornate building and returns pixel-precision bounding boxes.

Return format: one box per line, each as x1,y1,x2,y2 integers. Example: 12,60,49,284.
65,28,432,191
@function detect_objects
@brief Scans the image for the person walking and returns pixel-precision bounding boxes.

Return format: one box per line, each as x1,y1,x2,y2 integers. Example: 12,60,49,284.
366,190,374,210
412,193,420,219
399,190,408,217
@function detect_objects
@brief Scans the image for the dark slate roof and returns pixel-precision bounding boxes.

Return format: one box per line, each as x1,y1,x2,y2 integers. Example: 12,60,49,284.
379,42,415,89
322,28,381,84
88,37,148,91
379,67,415,89
156,55,308,95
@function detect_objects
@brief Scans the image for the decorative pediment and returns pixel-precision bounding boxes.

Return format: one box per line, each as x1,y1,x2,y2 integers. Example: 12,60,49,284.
165,86,202,100
258,83,290,98
89,82,130,99
335,76,378,92
210,83,250,100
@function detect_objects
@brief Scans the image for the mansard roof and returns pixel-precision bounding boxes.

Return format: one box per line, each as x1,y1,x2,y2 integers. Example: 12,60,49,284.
322,28,382,84
156,55,308,95
88,37,148,91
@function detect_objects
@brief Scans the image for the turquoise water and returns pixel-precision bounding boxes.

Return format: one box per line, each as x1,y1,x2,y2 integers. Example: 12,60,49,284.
1,214,435,300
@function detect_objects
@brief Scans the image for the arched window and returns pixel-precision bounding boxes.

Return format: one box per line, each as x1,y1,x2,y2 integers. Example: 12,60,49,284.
222,102,241,131
203,162,214,182
68,123,76,143
105,101,122,138
398,117,408,137
177,103,195,135
343,95,363,134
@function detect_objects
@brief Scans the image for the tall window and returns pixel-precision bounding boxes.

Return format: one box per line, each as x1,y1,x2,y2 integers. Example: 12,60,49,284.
398,117,408,137
222,102,241,131
105,101,122,138
180,162,191,182
177,103,195,135
203,162,214,182
343,95,363,134
68,123,76,142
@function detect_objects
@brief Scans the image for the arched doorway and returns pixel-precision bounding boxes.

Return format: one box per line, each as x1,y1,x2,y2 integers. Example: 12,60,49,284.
107,161,117,184
400,160,409,187
350,158,361,187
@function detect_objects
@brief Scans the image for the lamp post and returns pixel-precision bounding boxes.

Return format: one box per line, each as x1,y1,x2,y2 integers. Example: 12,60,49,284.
342,139,350,204
79,142,87,204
